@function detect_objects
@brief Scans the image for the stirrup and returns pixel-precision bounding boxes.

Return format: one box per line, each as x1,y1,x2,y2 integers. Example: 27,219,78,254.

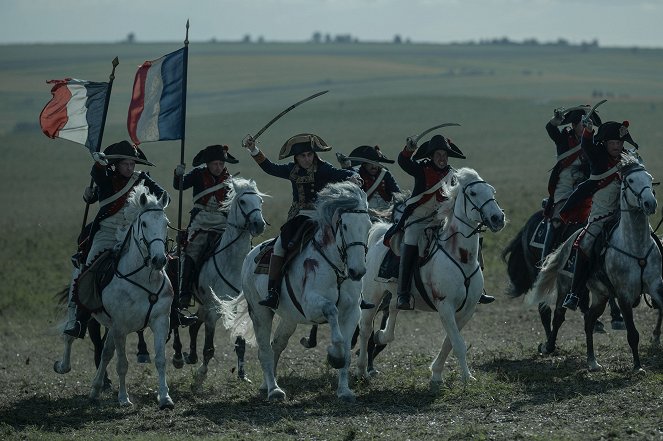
259,289,279,310
562,292,579,311
478,293,495,304
175,309,198,327
63,321,85,339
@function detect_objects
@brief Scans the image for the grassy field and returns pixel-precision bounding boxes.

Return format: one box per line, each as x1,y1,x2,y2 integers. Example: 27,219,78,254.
1,42,663,440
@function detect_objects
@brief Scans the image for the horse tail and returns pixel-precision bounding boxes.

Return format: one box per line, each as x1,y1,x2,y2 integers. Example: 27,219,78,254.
368,222,390,248
56,285,70,305
502,211,542,297
528,238,570,307
220,293,256,346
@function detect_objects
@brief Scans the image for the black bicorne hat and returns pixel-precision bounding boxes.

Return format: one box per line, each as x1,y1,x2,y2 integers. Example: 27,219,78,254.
192,145,239,167
278,133,331,160
560,105,602,126
413,134,465,161
595,121,639,149
347,145,395,166
103,140,154,166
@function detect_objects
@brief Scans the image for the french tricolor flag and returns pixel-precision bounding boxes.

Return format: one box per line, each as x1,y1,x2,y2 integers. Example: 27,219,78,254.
39,78,109,151
127,48,185,145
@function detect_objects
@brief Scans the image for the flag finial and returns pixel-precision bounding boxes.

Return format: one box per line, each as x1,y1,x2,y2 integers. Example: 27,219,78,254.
185,19,189,46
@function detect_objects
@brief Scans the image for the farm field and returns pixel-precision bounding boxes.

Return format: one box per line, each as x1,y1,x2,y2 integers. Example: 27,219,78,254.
1,42,663,440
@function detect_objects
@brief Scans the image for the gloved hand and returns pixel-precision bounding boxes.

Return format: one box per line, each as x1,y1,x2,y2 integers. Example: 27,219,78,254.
550,108,564,126
581,114,593,131
348,173,363,187
91,151,108,166
175,164,185,176
405,137,417,152
336,152,352,169
83,186,97,203
242,135,256,151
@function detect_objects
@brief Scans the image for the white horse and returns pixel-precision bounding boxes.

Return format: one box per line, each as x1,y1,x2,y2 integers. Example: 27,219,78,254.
222,181,372,402
531,157,662,372
357,167,506,387
172,178,267,390
54,185,174,409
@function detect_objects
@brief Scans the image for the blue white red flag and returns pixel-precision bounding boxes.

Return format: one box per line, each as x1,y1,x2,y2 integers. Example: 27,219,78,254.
39,78,109,151
127,48,185,145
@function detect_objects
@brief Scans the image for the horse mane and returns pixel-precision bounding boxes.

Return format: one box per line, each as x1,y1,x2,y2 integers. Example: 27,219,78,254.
312,181,368,230
435,167,484,228
116,184,163,242
221,177,268,211
618,153,644,174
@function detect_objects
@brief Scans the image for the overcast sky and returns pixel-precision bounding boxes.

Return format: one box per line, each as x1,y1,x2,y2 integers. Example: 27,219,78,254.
2,0,662,48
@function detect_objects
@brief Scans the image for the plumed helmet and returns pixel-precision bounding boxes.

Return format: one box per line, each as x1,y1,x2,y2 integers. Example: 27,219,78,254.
595,121,639,149
192,145,239,167
413,134,465,161
103,140,154,166
278,133,331,160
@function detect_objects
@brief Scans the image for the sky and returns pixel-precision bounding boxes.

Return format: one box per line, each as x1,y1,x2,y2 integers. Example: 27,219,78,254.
2,0,663,48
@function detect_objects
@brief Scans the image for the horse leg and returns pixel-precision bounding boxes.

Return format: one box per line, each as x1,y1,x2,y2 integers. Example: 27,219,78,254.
374,305,399,346
653,306,662,347
184,320,202,364
616,296,643,373
300,325,318,349
336,304,360,402
88,319,111,390
53,334,75,375
271,319,298,379
90,331,115,404
136,330,151,364
539,305,567,355
251,306,282,399
538,302,552,342
171,327,184,369
431,307,475,388
152,315,174,409
357,298,380,379
437,304,476,384
234,336,251,382
367,311,390,375
113,331,132,407
584,296,609,371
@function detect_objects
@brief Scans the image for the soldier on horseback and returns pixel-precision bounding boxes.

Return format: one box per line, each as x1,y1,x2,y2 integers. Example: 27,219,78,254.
559,119,639,310
64,140,176,338
542,105,602,260
242,133,362,309
174,144,239,322
336,145,401,213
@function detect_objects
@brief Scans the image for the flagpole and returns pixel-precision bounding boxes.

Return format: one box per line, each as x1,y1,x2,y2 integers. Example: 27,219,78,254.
176,20,190,298
80,57,119,235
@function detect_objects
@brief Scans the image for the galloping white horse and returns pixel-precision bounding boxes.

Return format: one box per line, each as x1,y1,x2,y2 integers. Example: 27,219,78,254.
357,168,506,387
172,178,267,390
54,185,174,409
531,157,662,372
222,181,371,402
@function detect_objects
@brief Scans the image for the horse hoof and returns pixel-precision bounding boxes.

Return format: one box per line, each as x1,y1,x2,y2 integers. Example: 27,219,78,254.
462,374,477,384
53,361,70,374
367,368,381,378
538,342,554,355
300,337,317,349
327,353,346,370
593,320,606,334
119,400,133,407
136,354,151,364
238,374,252,383
633,367,646,376
172,355,184,369
268,388,286,401
338,392,356,403
588,362,603,372
429,380,443,393
183,352,198,364
159,397,175,410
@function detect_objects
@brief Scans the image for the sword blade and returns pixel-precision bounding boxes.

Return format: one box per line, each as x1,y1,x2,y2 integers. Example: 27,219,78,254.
414,122,461,143
253,90,329,141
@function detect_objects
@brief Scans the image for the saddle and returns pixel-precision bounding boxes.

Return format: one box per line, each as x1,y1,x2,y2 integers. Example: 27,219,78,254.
376,227,438,282
72,250,116,313
530,218,547,249
254,220,318,275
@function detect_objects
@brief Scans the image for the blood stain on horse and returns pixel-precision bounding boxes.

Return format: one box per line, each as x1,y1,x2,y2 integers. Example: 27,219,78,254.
322,226,334,246
459,248,469,264
302,258,319,290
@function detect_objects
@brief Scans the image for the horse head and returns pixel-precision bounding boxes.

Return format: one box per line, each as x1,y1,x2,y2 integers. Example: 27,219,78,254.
451,168,506,233
315,182,371,281
224,178,267,236
125,185,169,270
620,157,657,216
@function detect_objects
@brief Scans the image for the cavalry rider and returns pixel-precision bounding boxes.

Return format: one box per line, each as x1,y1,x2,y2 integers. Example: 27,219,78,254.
559,119,639,310
542,105,601,260
337,145,401,212
242,133,362,309
64,141,192,338
174,144,238,316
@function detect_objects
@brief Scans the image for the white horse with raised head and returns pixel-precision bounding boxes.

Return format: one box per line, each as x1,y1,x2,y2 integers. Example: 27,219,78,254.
222,181,371,402
531,157,662,372
54,185,174,409
357,167,506,387
171,177,267,390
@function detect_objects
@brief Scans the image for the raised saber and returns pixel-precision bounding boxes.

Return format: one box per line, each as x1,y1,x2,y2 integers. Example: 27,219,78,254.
585,99,607,122
251,90,329,142
414,122,461,144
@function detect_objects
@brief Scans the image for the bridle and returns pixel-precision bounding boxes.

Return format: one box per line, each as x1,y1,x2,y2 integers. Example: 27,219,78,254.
446,180,499,239
621,165,652,213
227,190,263,230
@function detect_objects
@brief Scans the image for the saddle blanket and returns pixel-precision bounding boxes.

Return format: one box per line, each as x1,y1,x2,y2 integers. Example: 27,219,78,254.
72,250,115,313
530,220,546,249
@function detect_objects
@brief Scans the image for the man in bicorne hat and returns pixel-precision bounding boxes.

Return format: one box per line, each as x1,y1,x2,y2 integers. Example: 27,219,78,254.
337,145,401,212
64,141,180,338
542,105,601,260
174,144,238,313
559,119,639,310
242,133,361,309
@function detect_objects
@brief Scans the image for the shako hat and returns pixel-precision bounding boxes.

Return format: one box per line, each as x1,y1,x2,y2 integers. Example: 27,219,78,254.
279,133,331,160
561,105,602,126
347,145,395,166
413,134,465,161
103,140,154,166
595,121,638,149
192,145,239,167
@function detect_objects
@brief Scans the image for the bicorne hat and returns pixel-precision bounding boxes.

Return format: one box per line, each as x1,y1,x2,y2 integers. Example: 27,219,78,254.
103,140,154,166
595,121,638,149
413,134,465,161
347,145,395,167
278,133,331,160
192,145,239,167
561,105,602,126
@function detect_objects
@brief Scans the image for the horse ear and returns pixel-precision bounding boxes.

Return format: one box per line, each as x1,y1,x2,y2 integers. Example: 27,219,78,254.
159,192,170,208
140,193,148,207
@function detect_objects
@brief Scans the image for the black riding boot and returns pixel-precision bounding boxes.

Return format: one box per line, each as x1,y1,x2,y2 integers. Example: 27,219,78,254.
396,244,419,310
562,249,590,311
541,221,560,263
174,255,198,327
259,255,284,309
477,237,495,304
64,305,91,339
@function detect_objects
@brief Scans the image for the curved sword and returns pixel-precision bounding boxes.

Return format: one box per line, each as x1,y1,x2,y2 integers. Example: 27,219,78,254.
585,99,607,122
414,122,461,143
252,90,329,141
